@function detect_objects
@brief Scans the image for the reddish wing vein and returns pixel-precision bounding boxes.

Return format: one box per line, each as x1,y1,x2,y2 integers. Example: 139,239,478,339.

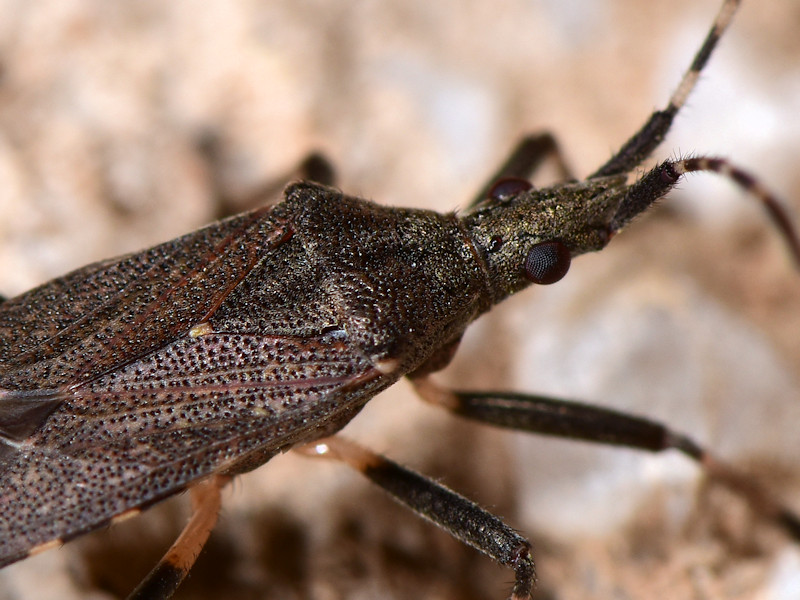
0,331,388,568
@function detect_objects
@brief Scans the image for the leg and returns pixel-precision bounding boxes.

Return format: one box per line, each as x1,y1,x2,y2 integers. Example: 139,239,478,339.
197,130,337,218
470,133,574,208
592,0,739,177
296,151,336,187
297,436,535,600
216,150,336,218
126,474,231,600
412,377,800,542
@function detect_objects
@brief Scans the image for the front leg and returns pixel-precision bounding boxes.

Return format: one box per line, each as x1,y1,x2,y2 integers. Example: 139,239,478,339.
470,132,574,207
411,376,800,542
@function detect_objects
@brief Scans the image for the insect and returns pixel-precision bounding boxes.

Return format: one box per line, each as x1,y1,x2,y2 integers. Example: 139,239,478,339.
1,0,799,598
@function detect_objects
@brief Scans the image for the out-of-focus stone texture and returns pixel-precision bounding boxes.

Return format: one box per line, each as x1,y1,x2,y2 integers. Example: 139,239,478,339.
0,1,799,599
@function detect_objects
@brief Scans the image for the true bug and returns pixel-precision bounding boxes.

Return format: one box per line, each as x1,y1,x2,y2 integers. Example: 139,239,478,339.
1,1,800,600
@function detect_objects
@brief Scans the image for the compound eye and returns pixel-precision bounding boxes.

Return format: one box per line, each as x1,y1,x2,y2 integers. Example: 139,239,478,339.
524,240,571,284
487,178,533,202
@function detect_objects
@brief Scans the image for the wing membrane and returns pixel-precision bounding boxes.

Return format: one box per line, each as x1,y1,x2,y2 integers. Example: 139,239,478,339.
0,205,289,388
0,389,63,442
0,332,388,567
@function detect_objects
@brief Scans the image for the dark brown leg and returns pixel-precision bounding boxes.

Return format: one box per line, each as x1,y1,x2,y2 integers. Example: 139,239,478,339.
412,376,800,542
126,474,231,600
297,436,536,600
197,131,337,218
470,133,574,208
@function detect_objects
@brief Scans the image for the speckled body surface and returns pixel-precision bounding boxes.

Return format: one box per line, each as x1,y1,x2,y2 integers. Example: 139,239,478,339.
0,1,799,599
0,181,496,566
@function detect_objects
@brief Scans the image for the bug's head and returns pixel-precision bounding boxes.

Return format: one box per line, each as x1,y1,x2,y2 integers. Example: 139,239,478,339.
462,174,634,303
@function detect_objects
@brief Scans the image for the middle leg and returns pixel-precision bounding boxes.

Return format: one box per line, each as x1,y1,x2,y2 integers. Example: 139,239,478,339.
297,436,536,600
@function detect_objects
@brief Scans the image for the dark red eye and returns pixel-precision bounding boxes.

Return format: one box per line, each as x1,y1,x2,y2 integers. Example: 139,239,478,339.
487,178,533,202
487,235,503,252
524,240,571,284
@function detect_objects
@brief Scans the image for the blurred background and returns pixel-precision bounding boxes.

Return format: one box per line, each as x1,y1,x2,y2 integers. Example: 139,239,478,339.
0,0,799,598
